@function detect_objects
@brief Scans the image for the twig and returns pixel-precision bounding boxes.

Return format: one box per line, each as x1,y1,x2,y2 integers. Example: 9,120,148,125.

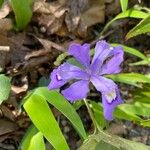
0,46,10,51
90,30,114,48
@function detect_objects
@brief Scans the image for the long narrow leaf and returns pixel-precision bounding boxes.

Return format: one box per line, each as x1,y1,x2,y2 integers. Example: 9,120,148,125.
101,9,148,35
34,87,87,140
130,58,150,66
0,74,11,104
126,14,150,39
120,0,128,12
24,94,69,150
111,43,148,61
0,0,3,8
28,132,45,150
79,130,150,150
21,125,38,150
106,73,150,87
10,0,33,30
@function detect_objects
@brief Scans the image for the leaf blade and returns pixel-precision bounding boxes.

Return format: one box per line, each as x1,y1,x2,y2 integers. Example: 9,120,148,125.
35,87,87,140
28,132,45,150
126,14,150,39
10,0,33,30
111,43,148,61
21,125,38,150
106,73,150,87
120,0,128,12
0,74,11,104
101,9,148,35
23,94,69,150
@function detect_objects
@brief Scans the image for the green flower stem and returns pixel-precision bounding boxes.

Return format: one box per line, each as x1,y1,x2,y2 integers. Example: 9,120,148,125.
83,99,100,133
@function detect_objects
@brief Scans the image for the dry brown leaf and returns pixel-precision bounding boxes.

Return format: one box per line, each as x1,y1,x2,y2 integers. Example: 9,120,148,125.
0,31,10,70
0,1,11,19
78,2,105,37
34,1,67,35
105,0,113,3
34,0,66,15
0,18,13,31
11,82,28,95
37,37,65,51
0,31,33,72
0,45,10,70
65,0,105,37
33,0,105,38
0,105,16,121
0,119,18,136
106,0,120,16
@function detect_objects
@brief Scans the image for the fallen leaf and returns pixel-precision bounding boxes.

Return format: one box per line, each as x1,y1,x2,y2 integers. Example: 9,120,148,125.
11,77,28,94
0,105,16,121
0,1,11,19
65,0,105,37
0,45,10,70
0,18,13,31
0,119,18,136
37,37,65,51
33,0,105,38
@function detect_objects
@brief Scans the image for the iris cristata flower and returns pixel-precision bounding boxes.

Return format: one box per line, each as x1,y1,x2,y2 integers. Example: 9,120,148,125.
48,41,124,120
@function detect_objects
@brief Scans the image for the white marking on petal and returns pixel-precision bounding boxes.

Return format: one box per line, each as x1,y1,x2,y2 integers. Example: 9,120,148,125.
105,90,116,103
56,73,62,80
110,47,114,50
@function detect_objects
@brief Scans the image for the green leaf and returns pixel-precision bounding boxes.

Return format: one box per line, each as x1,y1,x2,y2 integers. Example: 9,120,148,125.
95,140,120,150
73,101,84,110
54,52,68,66
106,73,150,87
0,74,11,104
10,0,33,30
120,0,128,12
79,131,150,150
0,0,4,8
28,132,45,150
111,43,148,61
90,101,142,124
133,84,150,103
67,58,83,68
134,96,150,104
115,102,150,127
21,125,38,150
38,77,49,87
101,9,148,35
117,103,150,118
23,94,69,150
34,87,87,140
140,120,150,127
129,58,150,66
90,101,107,129
126,14,150,39
114,105,142,123
88,100,150,127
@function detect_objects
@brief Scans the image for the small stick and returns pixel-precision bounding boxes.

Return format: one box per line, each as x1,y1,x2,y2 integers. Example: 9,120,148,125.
90,30,114,48
0,46,10,51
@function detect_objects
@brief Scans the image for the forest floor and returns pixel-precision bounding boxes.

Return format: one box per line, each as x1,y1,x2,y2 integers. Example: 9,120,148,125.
0,0,149,149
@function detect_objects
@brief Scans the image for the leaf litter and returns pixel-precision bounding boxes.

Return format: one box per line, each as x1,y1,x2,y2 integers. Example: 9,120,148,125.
0,0,149,149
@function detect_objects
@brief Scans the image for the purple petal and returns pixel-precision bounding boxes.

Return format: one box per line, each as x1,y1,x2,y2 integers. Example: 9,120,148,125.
61,80,89,102
102,88,123,120
48,69,67,90
91,41,112,74
57,63,89,80
91,75,117,94
100,46,124,75
68,43,90,68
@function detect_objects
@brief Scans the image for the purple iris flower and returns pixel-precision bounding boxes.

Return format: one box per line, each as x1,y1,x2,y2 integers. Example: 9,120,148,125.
48,41,124,120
